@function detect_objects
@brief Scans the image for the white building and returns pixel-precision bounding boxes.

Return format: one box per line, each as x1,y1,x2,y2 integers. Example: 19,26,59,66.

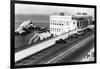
50,12,77,36
50,12,92,36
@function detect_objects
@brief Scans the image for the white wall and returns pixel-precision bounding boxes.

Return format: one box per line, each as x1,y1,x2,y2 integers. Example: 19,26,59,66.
0,0,99,69
50,15,76,35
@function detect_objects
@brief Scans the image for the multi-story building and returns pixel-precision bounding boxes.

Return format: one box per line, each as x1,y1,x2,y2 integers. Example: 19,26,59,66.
73,12,92,31
50,12,92,36
50,12,77,36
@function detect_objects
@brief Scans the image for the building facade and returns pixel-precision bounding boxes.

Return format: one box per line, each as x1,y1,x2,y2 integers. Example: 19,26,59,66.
50,12,77,36
50,12,92,36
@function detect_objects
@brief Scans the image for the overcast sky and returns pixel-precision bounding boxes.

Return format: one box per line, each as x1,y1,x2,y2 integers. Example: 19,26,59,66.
15,4,94,17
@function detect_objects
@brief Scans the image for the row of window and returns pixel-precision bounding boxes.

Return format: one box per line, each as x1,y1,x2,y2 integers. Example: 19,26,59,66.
77,21,88,28
50,22,76,26
50,28,65,32
50,28,77,34
50,20,71,24
50,22,64,26
50,21,71,26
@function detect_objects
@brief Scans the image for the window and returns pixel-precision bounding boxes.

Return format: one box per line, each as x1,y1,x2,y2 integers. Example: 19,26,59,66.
52,28,53,31
50,28,52,30
55,28,56,32
51,23,52,25
58,29,59,32
50,28,52,32
59,29,61,32
57,29,58,32
53,20,54,23
77,22,79,27
60,23,61,26
67,22,69,26
68,21,70,25
62,29,63,32
73,22,75,24
58,29,60,32
66,22,68,26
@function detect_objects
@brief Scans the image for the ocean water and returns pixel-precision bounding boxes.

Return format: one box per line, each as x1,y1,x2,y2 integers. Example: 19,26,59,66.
15,14,49,30
15,14,49,49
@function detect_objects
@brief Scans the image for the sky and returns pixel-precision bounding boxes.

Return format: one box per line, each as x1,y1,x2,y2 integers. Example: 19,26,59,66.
15,4,94,17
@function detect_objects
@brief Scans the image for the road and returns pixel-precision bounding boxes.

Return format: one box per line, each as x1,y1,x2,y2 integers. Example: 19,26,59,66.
43,35,94,64
15,31,95,66
59,43,94,63
39,33,94,64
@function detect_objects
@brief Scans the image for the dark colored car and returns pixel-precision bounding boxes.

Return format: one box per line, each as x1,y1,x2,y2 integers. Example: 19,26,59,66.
55,39,66,44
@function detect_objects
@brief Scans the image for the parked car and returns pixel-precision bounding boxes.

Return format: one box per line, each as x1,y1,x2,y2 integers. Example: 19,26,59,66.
55,39,66,44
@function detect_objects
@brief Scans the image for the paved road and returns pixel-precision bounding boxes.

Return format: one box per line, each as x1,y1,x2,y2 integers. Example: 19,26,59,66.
39,34,94,64
46,36,94,64
15,31,94,66
15,30,77,61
